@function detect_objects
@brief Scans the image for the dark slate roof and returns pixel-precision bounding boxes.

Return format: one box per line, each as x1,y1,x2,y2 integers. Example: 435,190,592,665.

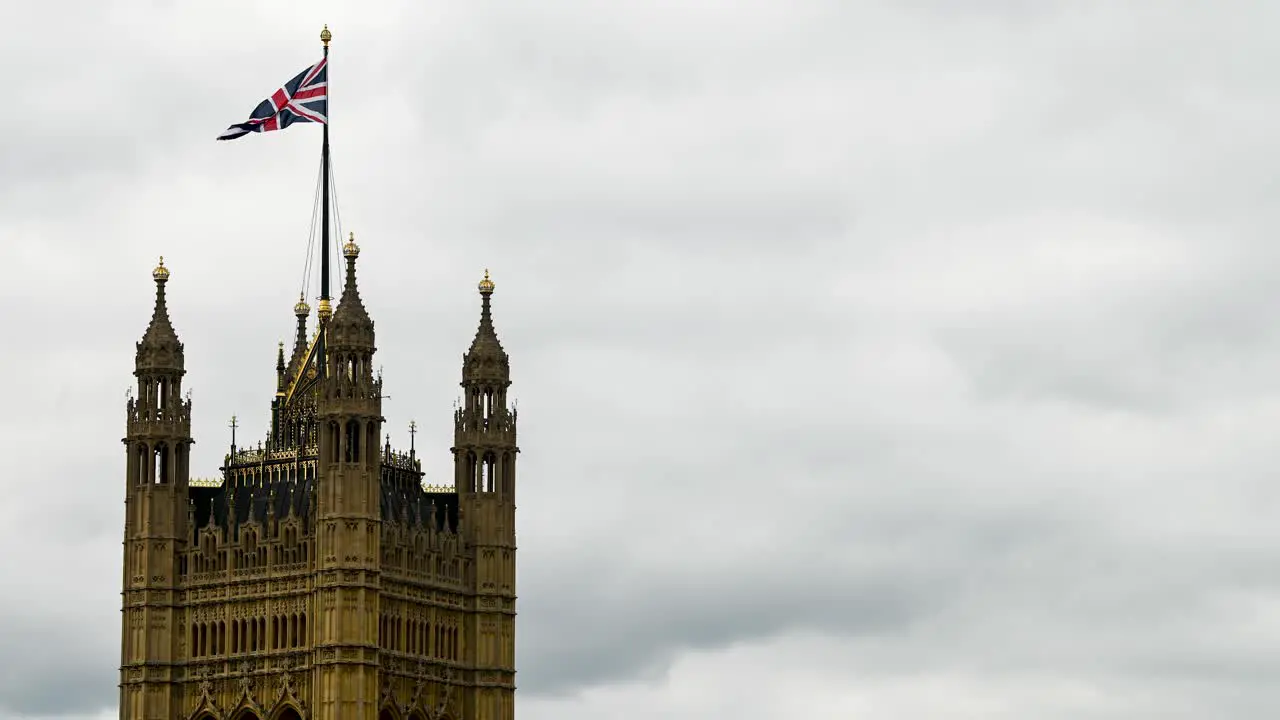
381,483,458,533
189,472,456,540
190,476,314,540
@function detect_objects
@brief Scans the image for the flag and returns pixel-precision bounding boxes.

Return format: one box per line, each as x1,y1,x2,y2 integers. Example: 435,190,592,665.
217,59,328,141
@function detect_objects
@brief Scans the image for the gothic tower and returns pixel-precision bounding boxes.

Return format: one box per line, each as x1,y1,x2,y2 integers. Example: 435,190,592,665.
454,271,518,719
313,234,383,719
121,258,194,720
118,251,521,720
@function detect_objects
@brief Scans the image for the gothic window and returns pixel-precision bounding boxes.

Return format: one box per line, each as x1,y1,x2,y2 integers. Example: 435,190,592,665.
328,421,341,463
135,444,147,485
345,419,361,463
154,443,170,484
482,453,497,492
464,453,477,493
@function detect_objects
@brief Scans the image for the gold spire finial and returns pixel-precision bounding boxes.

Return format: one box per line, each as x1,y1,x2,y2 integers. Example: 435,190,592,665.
152,256,170,282
294,292,311,316
343,231,360,258
478,268,495,294
317,298,333,321
320,25,331,47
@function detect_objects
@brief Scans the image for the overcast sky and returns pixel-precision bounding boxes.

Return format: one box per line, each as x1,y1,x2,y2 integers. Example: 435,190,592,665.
3,1,1280,718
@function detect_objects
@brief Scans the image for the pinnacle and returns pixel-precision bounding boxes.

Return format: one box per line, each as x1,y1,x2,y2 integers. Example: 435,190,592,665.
463,279,509,383
136,258,184,372
286,295,311,381
330,238,373,345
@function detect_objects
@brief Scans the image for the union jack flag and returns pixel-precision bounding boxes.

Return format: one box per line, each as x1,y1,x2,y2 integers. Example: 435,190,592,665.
217,58,328,141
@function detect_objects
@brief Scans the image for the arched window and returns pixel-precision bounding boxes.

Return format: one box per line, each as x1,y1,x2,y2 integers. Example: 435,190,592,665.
135,444,147,485
154,443,170,484
345,419,361,463
464,453,477,493
481,453,497,492
328,421,341,463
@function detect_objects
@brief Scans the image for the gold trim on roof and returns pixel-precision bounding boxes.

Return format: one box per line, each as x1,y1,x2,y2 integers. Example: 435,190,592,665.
421,483,456,494
190,477,224,488
284,327,325,405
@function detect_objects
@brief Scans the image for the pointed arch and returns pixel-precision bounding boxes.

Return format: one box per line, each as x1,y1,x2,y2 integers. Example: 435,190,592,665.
481,452,497,492
270,705,303,720
135,443,148,485
464,452,477,493
379,705,401,720
345,419,361,463
155,442,170,484
328,420,341,463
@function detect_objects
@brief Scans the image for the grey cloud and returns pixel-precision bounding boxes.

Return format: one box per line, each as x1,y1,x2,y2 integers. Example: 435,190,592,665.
8,2,1280,719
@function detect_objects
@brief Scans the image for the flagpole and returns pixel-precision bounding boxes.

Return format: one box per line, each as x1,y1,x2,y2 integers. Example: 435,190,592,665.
318,24,332,377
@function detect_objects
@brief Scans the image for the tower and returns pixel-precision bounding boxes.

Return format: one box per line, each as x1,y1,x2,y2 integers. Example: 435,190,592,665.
313,234,384,719
454,270,518,719
117,252,522,720
120,258,194,720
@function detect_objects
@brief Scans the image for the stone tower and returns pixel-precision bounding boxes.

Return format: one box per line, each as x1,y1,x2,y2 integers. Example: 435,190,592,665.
120,258,195,719
312,235,383,718
118,248,521,720
454,271,518,719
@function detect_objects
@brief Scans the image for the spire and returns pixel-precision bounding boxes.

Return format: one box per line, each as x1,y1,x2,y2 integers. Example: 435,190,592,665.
463,269,509,385
135,257,184,374
329,232,374,349
276,341,286,390
287,294,311,380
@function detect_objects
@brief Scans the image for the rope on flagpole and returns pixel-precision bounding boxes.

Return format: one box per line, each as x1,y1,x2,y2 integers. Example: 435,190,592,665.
329,152,345,262
300,154,324,301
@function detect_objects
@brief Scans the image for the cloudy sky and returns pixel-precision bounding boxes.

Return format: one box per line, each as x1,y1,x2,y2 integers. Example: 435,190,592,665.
4,1,1280,718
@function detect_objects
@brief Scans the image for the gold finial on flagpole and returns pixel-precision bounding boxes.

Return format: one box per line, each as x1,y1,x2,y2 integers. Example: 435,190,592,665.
320,24,332,47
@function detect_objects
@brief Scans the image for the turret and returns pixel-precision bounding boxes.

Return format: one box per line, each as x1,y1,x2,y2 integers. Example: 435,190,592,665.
120,257,192,720
454,269,517,500
453,270,519,718
312,233,382,719
319,232,382,467
287,293,311,381
125,256,194,495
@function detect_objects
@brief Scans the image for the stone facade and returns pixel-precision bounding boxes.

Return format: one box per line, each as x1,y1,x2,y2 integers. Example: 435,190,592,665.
120,247,518,720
